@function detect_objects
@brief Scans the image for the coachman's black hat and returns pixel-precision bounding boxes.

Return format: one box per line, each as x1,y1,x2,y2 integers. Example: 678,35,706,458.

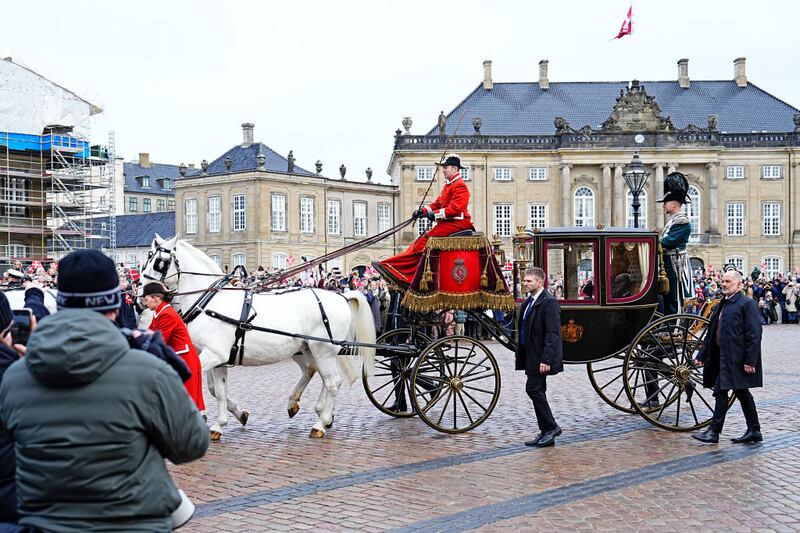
656,171,691,204
141,281,175,297
436,154,465,169
56,249,121,311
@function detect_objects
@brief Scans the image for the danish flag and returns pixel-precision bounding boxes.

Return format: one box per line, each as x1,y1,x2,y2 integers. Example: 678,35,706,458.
614,5,633,39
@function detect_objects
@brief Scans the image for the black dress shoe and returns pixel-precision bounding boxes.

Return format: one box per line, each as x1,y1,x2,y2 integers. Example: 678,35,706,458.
524,434,543,447
691,427,719,443
731,429,763,444
534,426,562,448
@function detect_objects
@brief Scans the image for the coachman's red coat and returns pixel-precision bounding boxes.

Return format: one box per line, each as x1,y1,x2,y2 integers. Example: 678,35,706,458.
149,301,205,410
381,172,474,284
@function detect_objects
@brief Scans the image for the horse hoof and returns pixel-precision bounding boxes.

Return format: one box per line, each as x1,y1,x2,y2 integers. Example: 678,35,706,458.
309,428,325,439
288,405,300,418
324,414,335,429
210,430,222,441
239,410,249,426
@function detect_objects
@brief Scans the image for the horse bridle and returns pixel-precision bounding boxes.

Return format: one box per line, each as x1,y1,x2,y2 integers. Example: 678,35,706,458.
143,244,182,285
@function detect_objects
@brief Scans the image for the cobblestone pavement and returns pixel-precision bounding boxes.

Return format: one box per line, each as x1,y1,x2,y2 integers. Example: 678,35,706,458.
171,325,800,532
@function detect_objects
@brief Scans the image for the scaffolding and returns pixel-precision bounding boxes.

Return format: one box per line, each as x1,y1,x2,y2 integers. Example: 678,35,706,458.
0,128,114,269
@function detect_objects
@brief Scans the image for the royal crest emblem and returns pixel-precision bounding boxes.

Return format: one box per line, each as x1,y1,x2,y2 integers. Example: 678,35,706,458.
451,258,468,284
561,319,584,343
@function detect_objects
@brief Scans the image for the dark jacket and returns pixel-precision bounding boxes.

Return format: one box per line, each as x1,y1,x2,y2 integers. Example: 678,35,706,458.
697,291,763,390
515,290,563,376
115,298,138,329
22,288,49,322
0,309,209,532
0,344,19,523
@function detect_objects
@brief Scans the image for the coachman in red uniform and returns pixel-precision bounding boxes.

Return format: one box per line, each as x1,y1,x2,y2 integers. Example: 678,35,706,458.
142,282,205,410
375,154,474,286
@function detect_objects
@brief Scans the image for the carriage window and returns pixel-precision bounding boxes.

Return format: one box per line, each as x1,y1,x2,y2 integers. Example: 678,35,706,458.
608,239,652,302
545,241,596,303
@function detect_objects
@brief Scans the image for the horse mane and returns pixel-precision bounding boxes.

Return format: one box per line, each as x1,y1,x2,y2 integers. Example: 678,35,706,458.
176,238,223,275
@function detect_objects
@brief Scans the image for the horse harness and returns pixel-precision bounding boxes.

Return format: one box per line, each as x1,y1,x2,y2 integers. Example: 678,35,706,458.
145,242,349,367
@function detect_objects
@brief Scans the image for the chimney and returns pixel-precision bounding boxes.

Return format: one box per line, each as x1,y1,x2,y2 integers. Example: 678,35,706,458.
188,163,195,169
138,152,150,168
483,60,493,90
538,59,549,90
241,122,255,147
677,58,689,89
734,57,747,87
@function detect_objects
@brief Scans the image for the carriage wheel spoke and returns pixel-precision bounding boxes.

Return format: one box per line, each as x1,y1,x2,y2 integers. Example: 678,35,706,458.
421,383,450,414
458,344,478,377
457,392,475,426
452,389,458,429
434,390,454,425
371,376,401,395
461,388,489,413
675,386,682,426
462,384,497,395
599,371,625,391
459,355,491,380
380,378,404,407
459,371,497,384
691,386,716,414
592,363,625,373
653,383,676,420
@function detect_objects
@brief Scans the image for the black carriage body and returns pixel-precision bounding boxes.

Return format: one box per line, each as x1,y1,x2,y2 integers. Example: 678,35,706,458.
513,227,659,364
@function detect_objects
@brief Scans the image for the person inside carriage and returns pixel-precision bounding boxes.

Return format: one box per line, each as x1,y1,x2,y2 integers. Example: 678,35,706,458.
658,172,695,315
372,154,474,289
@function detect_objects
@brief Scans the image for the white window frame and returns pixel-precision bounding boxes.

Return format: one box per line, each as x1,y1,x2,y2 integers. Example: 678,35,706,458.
726,256,746,274
725,165,744,179
573,186,595,227
327,199,341,235
416,167,435,181
762,165,781,179
156,199,165,212
168,199,175,211
528,167,547,181
208,196,221,233
726,202,745,236
377,203,391,233
232,253,246,267
300,196,315,233
142,198,151,213
5,178,25,215
5,243,26,258
129,196,138,212
162,179,171,190
232,193,246,231
687,186,701,242
762,201,781,236
625,190,648,229
763,256,782,279
460,166,470,181
353,201,367,237
271,194,286,231
272,253,288,270
210,254,222,267
141,176,150,188
493,167,512,181
185,198,197,235
494,203,513,237
417,217,432,236
528,203,548,230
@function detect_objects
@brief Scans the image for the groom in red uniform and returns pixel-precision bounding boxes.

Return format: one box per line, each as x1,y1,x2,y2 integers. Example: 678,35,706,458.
375,154,474,287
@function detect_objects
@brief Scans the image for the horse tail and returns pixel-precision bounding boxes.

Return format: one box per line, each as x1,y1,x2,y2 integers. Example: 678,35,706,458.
343,291,377,379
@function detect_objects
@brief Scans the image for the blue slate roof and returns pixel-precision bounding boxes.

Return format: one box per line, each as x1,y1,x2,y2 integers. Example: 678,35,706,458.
203,143,314,177
92,212,175,248
429,81,799,135
124,162,200,196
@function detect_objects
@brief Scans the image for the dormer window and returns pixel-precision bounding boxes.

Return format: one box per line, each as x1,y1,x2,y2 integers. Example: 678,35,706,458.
141,176,150,188
161,179,170,190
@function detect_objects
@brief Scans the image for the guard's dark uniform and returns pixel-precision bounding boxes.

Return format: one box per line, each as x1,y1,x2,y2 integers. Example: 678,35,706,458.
656,172,694,315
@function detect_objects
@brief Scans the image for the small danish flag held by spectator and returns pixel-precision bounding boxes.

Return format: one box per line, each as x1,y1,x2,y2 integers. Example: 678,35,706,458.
287,255,297,266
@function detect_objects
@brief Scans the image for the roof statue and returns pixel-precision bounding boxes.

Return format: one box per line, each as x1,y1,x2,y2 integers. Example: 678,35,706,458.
601,80,672,133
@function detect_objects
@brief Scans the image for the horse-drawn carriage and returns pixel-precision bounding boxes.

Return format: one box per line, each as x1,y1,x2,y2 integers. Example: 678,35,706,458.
364,225,722,434
136,220,720,440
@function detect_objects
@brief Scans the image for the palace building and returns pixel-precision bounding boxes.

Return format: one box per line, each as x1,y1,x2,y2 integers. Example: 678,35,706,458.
388,58,800,277
174,123,399,273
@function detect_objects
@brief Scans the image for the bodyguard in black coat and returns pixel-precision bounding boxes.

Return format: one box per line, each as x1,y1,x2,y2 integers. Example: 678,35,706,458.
515,267,563,447
693,269,763,444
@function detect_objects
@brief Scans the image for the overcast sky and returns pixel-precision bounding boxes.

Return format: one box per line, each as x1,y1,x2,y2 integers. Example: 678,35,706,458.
2,1,798,183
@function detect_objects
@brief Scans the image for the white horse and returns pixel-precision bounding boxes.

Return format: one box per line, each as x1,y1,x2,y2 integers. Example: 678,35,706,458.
139,235,376,440
4,287,58,314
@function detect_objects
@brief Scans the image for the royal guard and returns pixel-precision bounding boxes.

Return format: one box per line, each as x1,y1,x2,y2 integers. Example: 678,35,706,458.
141,281,205,410
657,172,695,315
374,154,474,287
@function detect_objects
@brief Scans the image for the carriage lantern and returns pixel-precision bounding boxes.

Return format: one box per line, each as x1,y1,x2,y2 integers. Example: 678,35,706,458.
622,152,650,229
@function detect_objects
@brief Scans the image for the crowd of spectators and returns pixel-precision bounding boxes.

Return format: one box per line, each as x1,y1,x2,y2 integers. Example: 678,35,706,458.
691,265,800,325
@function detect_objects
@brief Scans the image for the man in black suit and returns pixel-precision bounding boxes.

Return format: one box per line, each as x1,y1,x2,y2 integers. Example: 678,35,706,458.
693,269,763,444
515,266,564,447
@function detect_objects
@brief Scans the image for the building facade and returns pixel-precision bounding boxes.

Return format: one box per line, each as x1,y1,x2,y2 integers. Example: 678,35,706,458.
389,58,800,278
175,124,399,272
121,152,190,215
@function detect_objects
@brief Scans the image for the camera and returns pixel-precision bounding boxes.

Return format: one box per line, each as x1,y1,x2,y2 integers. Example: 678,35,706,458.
11,309,33,345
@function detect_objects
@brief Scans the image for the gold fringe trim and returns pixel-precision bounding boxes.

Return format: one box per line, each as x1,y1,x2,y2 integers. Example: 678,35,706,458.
426,235,489,251
657,241,670,295
401,290,516,313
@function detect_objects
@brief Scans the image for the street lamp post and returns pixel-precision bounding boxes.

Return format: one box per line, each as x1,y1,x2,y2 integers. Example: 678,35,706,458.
623,152,651,229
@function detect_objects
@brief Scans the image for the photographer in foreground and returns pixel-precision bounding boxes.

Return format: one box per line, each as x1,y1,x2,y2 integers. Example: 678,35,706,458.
0,249,208,531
